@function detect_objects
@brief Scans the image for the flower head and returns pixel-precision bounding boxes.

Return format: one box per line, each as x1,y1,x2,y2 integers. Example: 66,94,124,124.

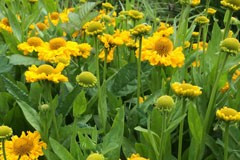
74,43,92,58
127,10,144,20
86,153,104,160
155,95,175,112
18,37,44,55
0,18,12,33
191,0,201,7
86,21,105,36
130,24,151,37
220,37,240,55
195,16,210,25
25,63,68,83
102,2,114,10
138,36,185,67
171,82,202,98
207,8,217,15
1,131,46,160
216,106,240,122
221,0,240,11
0,125,13,139
76,71,97,88
128,153,149,160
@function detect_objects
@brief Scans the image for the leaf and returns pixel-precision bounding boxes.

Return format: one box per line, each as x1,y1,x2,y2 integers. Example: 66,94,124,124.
165,114,186,134
73,90,87,118
9,54,44,66
0,75,29,103
102,107,124,159
50,137,75,160
0,56,13,73
134,126,159,138
7,9,22,42
98,81,107,129
17,100,41,131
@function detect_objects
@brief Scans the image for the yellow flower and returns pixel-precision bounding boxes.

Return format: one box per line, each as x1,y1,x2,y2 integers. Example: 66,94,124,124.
138,36,185,67
17,37,44,55
207,8,217,15
37,37,79,65
192,60,200,67
220,37,240,55
76,71,97,88
36,22,48,31
221,0,240,11
191,0,201,7
25,63,68,83
0,126,13,139
86,153,104,160
102,2,114,10
192,31,199,37
128,153,149,160
98,33,124,49
99,47,115,63
221,69,240,92
195,16,210,25
221,82,230,93
127,10,144,20
156,95,175,112
184,41,190,48
192,42,208,51
216,106,240,122
29,0,38,2
85,21,105,36
130,24,151,37
155,22,174,37
73,43,92,58
0,18,12,33
171,82,202,97
1,131,46,160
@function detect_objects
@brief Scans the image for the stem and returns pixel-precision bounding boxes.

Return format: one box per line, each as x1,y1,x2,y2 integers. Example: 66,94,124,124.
159,112,167,160
103,48,108,82
52,108,60,140
224,123,229,160
178,98,186,160
94,36,100,87
2,139,7,160
223,10,233,39
137,36,143,108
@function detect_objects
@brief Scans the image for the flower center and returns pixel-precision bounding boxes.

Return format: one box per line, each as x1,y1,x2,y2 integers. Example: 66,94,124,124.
154,37,173,56
50,12,59,20
2,18,10,26
13,137,34,156
221,107,238,116
36,22,47,31
87,22,103,32
37,64,55,75
27,37,43,47
49,38,66,50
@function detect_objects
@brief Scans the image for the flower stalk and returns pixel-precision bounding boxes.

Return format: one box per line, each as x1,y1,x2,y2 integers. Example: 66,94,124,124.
137,36,143,108
223,123,229,160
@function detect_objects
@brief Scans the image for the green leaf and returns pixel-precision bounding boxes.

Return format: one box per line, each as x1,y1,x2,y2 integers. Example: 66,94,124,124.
17,100,41,131
102,107,124,159
73,90,87,118
188,101,203,143
0,56,13,73
165,114,186,134
50,137,75,160
9,54,44,66
7,9,22,42
98,81,107,129
0,75,29,103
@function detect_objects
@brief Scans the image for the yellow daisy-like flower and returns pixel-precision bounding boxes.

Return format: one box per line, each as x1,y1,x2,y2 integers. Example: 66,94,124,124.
102,2,114,10
195,16,210,25
221,69,240,93
73,43,92,58
37,37,79,65
154,22,174,37
191,0,201,7
171,82,202,97
138,36,185,67
192,31,199,37
25,63,68,83
86,153,104,160
98,33,123,49
76,71,97,88
0,125,13,139
0,18,12,33
155,95,175,112
85,21,105,36
216,106,240,122
1,131,46,160
221,0,240,11
207,8,217,15
127,153,149,160
17,37,44,55
36,22,48,31
184,41,191,48
192,41,208,51
130,24,151,37
99,46,115,63
127,10,144,20
220,37,240,55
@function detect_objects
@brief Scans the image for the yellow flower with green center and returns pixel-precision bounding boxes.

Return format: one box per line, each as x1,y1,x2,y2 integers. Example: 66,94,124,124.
216,106,240,121
85,21,105,36
191,0,201,6
76,71,97,88
220,37,240,55
171,82,202,97
102,2,114,10
0,131,46,160
156,95,175,112
0,125,13,139
72,43,92,58
127,153,149,160
130,24,151,37
207,8,217,15
37,37,79,65
25,63,68,83
0,18,12,33
127,10,144,20
137,36,185,67
86,153,104,160
221,0,240,11
17,37,44,55
195,16,210,25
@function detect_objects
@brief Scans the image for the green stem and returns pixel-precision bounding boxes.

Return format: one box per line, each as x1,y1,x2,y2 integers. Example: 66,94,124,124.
52,108,60,140
159,112,167,160
224,123,229,160
94,36,100,87
178,98,186,160
103,48,108,82
137,36,143,108
2,139,7,160
223,10,233,39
